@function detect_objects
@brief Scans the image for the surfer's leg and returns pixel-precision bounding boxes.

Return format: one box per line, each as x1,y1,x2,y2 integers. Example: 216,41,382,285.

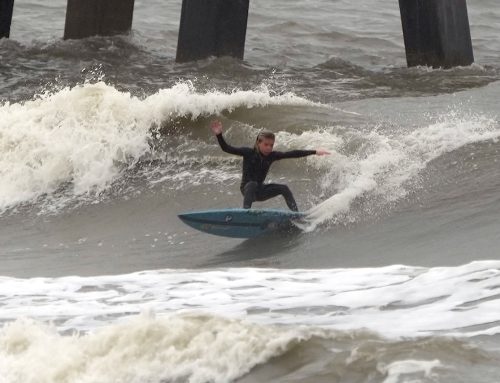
241,181,258,209
258,184,299,211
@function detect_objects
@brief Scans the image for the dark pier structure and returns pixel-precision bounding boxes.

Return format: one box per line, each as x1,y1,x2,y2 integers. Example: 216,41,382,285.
0,0,14,38
399,0,474,68
64,0,135,40
176,0,249,63
1,0,475,68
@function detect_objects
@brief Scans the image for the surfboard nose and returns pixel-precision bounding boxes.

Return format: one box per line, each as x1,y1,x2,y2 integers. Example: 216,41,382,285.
177,212,195,224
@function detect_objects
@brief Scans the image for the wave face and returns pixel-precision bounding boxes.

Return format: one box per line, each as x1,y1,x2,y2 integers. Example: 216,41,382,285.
1,81,499,221
0,82,313,213
1,80,500,277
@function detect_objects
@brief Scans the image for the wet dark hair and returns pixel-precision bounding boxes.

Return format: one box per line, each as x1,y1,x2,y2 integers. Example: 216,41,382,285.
254,131,275,151
257,131,275,141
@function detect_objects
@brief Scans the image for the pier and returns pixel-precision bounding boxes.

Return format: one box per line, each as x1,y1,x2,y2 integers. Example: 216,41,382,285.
0,0,14,38
176,0,249,63
0,0,475,68
399,0,474,68
64,0,135,40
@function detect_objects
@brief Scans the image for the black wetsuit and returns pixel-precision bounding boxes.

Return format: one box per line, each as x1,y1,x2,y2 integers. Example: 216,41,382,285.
216,133,316,211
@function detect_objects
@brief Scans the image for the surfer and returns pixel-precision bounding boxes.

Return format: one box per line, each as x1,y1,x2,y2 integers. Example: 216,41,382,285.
210,120,330,211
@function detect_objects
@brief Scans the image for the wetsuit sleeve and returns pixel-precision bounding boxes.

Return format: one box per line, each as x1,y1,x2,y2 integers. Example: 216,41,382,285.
216,133,251,156
272,150,316,160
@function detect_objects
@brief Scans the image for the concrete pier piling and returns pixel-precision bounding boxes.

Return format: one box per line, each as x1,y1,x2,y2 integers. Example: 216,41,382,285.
399,0,474,68
176,0,249,63
64,0,135,40
0,0,14,38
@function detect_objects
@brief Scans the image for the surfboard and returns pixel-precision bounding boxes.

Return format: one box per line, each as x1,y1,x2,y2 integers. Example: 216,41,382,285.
178,208,305,238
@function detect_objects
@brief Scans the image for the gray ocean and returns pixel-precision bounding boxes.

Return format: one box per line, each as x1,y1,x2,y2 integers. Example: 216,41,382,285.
2,0,500,382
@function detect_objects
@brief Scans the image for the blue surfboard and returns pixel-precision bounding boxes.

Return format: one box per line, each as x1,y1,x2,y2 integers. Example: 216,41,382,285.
178,208,305,238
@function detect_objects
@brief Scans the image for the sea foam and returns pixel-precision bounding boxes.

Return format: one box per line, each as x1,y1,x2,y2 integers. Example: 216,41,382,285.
1,262,500,382
299,111,500,230
1,262,500,337
0,82,313,212
0,313,306,383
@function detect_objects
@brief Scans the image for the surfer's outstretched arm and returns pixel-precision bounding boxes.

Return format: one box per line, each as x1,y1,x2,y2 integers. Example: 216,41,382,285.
315,149,330,156
273,148,331,160
210,120,251,156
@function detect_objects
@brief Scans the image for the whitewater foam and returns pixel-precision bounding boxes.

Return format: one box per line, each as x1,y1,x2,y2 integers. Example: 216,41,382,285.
1,262,500,383
1,262,500,337
379,359,441,383
0,82,315,213
301,111,500,230
0,313,307,383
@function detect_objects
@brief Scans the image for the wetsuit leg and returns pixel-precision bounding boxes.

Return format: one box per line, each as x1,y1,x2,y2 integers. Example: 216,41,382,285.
257,184,299,211
241,181,258,209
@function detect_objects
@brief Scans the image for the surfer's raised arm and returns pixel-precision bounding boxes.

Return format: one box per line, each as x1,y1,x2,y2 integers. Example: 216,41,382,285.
210,120,223,135
210,120,251,156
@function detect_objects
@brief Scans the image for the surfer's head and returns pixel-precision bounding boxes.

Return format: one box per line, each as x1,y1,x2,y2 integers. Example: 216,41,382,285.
255,131,275,156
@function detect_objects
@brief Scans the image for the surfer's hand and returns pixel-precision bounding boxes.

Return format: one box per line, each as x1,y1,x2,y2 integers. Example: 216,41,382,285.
315,149,330,156
210,120,223,135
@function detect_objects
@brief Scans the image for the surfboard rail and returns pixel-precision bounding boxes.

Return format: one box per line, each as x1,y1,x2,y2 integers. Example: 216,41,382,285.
178,208,305,238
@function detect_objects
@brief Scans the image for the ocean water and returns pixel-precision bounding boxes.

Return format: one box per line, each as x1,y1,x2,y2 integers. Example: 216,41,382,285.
1,0,500,382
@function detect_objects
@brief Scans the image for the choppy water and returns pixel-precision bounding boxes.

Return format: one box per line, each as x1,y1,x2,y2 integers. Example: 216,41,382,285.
1,0,500,382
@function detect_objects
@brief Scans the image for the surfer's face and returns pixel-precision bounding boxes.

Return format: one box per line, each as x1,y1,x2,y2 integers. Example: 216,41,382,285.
258,138,274,156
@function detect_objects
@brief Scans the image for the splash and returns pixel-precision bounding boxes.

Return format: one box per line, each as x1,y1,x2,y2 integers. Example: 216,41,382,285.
2,262,500,337
2,262,500,382
0,82,313,213
301,112,500,230
0,313,305,383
